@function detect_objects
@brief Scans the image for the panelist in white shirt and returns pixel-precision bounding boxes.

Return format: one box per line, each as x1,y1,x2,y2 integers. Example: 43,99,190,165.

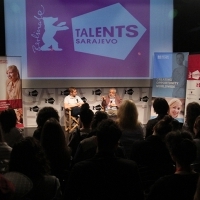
64,87,84,117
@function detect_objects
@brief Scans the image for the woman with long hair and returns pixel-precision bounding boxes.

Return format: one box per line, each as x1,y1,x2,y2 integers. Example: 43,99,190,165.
40,118,71,191
117,100,144,158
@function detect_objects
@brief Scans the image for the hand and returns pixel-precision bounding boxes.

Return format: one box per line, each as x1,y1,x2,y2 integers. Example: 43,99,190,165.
102,96,106,101
77,103,82,107
110,103,116,107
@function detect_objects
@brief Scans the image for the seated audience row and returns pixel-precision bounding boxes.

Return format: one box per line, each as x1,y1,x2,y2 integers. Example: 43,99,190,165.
69,100,144,161
2,97,200,199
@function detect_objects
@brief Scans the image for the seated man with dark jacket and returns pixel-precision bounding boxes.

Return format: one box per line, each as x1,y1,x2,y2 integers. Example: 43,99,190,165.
102,88,122,115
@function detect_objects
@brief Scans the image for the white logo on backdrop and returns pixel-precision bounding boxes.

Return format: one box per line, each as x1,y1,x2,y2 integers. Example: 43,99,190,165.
32,5,69,52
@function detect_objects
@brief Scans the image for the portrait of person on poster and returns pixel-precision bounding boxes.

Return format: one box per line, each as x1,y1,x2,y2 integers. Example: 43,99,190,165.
168,98,183,119
6,65,22,109
172,53,187,98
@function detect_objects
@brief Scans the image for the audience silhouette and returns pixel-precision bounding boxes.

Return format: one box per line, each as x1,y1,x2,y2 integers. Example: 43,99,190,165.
68,103,94,157
40,117,71,192
3,101,200,199
146,98,170,138
72,111,109,165
131,115,179,193
33,106,60,141
0,125,12,173
182,102,200,137
0,108,24,147
147,130,199,200
8,137,62,199
117,100,144,158
64,119,144,200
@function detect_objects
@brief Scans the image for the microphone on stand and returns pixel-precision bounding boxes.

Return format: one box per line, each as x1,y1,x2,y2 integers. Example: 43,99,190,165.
76,99,78,103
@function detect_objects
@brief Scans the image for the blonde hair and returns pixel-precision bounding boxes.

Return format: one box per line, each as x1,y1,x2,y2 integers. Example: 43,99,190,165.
168,98,182,107
7,65,20,79
117,100,139,130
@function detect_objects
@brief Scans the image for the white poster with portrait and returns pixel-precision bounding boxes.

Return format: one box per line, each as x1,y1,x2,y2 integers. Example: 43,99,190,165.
0,56,23,128
151,52,189,123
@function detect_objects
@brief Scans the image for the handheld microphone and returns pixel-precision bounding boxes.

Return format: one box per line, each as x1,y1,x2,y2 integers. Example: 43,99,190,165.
76,99,78,103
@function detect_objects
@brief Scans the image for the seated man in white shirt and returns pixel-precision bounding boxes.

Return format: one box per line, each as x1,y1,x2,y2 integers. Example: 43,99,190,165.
64,87,84,117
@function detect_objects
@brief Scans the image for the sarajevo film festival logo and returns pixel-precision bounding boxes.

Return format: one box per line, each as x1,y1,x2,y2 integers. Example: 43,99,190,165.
32,5,69,53
72,3,146,60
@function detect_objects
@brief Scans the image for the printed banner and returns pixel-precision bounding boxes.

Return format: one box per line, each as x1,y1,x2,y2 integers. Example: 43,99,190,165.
151,52,189,123
185,54,200,106
0,57,23,128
